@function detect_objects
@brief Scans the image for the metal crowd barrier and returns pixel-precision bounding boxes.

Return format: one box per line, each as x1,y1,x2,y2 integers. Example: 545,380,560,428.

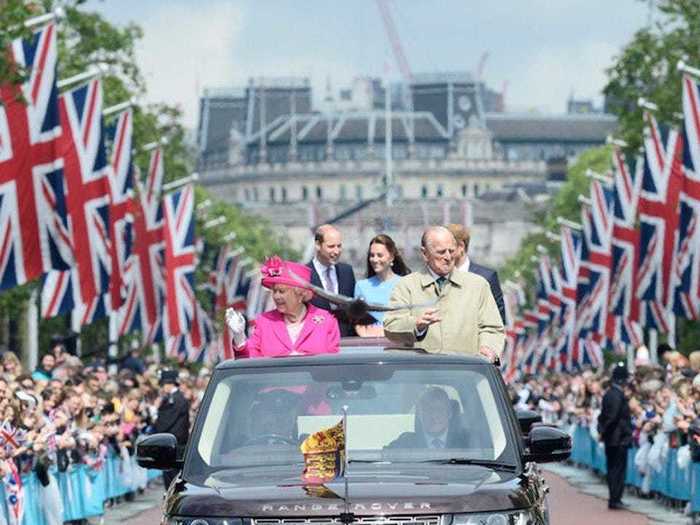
570,424,700,512
0,454,161,525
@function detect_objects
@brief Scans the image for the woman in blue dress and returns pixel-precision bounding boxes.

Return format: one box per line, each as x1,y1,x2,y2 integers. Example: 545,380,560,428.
353,234,411,337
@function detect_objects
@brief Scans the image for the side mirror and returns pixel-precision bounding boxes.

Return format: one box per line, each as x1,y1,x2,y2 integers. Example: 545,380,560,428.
136,433,182,470
516,409,542,435
524,426,571,463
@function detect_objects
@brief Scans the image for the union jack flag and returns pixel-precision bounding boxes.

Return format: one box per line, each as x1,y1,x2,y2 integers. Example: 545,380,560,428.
607,148,644,345
162,185,196,339
213,246,244,311
119,150,165,342
41,78,112,324
637,112,683,332
552,225,582,372
105,108,135,312
584,178,614,343
671,75,700,320
167,298,216,363
0,23,73,290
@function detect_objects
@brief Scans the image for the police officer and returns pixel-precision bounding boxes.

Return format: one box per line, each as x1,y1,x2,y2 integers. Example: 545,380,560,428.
154,369,190,489
597,363,632,510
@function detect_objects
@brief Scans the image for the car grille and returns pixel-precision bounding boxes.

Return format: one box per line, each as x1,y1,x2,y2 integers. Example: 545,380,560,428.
255,517,441,525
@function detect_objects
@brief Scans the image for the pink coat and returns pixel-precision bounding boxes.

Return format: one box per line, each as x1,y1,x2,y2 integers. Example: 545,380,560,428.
238,304,340,358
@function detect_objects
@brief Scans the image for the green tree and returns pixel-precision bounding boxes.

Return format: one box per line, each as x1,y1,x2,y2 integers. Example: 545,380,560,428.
501,146,612,301
604,0,700,150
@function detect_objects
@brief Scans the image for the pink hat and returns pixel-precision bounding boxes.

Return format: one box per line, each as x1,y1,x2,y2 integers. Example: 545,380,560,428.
260,256,311,289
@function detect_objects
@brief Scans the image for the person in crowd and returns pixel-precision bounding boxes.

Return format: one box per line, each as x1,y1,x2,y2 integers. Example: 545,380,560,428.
226,257,340,358
387,387,470,449
353,234,411,337
308,224,357,336
1,351,23,377
383,226,504,361
32,352,55,382
597,363,633,510
446,223,506,324
154,369,190,490
121,346,146,375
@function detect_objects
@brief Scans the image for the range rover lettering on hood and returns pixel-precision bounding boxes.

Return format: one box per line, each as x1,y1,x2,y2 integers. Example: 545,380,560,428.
260,503,433,512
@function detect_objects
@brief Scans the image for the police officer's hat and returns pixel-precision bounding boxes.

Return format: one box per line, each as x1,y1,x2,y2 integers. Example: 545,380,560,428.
159,369,179,386
611,362,629,383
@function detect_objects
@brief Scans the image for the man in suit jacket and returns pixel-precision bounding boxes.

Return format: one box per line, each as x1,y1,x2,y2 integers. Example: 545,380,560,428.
388,387,471,449
307,224,357,336
447,224,506,325
384,226,504,360
597,364,633,510
154,370,190,489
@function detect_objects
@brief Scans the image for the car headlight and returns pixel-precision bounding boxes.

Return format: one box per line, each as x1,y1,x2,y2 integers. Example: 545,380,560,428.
451,510,535,525
169,519,244,525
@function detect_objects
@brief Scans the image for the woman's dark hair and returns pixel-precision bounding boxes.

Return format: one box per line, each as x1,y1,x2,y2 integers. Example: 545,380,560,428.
365,234,411,278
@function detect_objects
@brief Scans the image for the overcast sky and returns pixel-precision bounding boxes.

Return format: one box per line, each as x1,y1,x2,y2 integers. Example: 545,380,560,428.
85,0,650,129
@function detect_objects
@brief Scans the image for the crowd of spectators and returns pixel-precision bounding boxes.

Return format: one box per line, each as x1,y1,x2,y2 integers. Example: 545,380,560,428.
0,339,208,502
511,347,700,493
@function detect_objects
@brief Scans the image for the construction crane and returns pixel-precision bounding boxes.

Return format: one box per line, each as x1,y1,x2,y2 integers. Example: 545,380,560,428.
375,0,413,83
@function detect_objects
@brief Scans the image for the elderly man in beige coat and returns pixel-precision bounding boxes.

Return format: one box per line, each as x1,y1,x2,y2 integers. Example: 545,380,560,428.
383,226,505,361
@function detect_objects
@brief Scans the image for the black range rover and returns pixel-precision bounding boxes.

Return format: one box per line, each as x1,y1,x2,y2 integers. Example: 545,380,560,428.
137,351,570,525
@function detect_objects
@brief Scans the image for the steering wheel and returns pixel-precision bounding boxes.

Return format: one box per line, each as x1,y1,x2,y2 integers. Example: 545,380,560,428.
243,433,298,446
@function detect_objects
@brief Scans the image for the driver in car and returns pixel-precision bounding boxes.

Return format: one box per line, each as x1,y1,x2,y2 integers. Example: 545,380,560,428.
387,387,470,449
245,390,302,445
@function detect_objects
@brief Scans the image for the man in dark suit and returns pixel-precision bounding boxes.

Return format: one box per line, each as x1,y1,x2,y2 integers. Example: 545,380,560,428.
597,363,633,510
154,369,190,490
447,224,506,325
308,224,357,336
388,387,471,449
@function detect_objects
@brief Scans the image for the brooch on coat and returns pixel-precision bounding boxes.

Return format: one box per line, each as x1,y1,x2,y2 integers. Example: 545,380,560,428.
312,315,325,325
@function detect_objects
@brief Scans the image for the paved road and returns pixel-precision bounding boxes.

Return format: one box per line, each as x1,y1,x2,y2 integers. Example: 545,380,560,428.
110,468,685,525
543,470,648,524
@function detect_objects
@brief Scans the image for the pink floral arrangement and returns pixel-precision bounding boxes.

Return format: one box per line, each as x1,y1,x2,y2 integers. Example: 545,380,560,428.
261,256,284,278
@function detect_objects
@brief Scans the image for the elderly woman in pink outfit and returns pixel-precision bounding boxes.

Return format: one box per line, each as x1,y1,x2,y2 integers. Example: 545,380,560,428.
225,257,340,358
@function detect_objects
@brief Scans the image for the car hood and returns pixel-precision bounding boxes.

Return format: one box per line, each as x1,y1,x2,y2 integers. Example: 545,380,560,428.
170,464,535,517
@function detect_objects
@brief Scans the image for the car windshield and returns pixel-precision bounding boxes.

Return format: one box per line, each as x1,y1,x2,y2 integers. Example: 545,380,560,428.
186,362,516,476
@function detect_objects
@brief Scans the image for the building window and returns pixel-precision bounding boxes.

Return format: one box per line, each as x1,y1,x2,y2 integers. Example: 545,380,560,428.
269,187,276,202
253,187,259,201
244,188,250,201
461,184,467,197
282,187,288,202
473,183,479,196
421,185,428,198
302,186,308,201
339,184,347,201
355,185,363,201
316,186,323,200
436,184,443,198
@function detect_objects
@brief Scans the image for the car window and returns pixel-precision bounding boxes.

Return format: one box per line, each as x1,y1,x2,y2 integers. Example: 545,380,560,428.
189,363,514,475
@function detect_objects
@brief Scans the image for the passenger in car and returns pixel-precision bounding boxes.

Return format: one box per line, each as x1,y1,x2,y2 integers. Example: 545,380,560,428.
383,226,504,360
225,257,340,358
386,387,471,449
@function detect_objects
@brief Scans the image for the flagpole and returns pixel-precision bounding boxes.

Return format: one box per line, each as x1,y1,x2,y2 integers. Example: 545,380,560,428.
341,404,351,523
57,63,109,90
203,216,226,229
108,313,119,375
677,60,700,79
23,8,65,29
103,98,138,118
162,173,199,192
585,168,614,185
26,289,39,372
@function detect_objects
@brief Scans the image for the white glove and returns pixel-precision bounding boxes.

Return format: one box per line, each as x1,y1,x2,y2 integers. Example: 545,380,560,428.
225,308,247,347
